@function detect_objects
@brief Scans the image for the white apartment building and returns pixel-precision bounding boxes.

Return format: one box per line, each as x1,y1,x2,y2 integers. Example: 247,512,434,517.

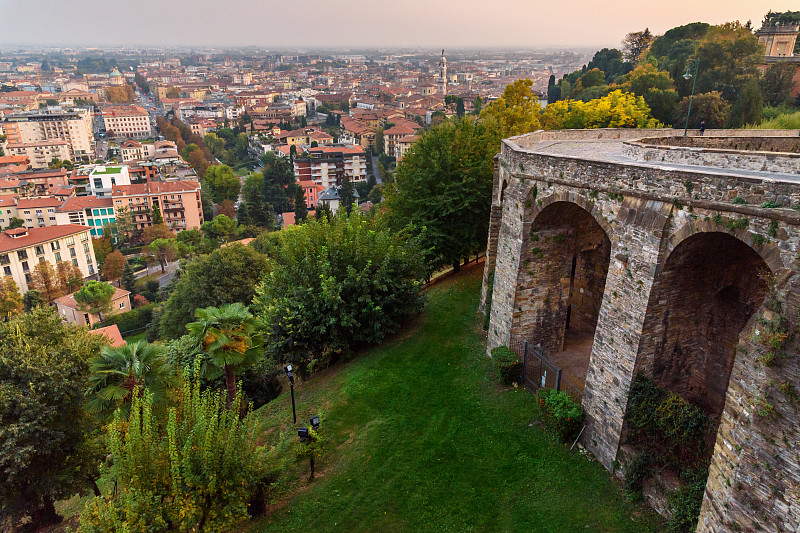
0,225,97,294
87,165,132,197
0,110,95,160
102,105,151,139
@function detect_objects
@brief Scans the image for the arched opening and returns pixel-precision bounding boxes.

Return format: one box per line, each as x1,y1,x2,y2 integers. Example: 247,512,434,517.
623,231,771,525
512,201,611,392
635,232,770,422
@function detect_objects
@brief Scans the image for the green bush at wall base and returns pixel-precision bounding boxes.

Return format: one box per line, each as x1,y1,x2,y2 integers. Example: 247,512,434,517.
536,388,583,443
491,346,521,385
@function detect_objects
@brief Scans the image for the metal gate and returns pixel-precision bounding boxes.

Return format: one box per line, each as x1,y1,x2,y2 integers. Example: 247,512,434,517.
508,338,582,403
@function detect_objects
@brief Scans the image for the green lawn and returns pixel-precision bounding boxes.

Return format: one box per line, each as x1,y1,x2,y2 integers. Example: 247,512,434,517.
249,268,661,532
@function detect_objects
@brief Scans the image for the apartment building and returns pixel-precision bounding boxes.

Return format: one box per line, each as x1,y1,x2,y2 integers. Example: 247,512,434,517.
339,116,376,151
87,166,132,197
5,140,71,169
294,146,368,189
383,124,421,156
0,225,97,294
56,196,116,237
394,135,419,161
102,105,151,139
0,110,95,159
109,180,203,232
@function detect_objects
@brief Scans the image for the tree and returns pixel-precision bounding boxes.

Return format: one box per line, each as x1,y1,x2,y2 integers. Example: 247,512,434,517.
240,172,275,228
480,78,541,137
158,244,267,339
472,96,483,115
727,77,763,127
0,307,107,527
6,217,24,230
187,148,209,178
387,117,501,272
121,260,137,293
151,203,164,225
30,261,63,301
201,214,238,243
0,275,22,320
218,198,237,219
203,164,241,204
23,289,44,312
86,341,176,420
113,206,135,243
261,152,297,213
254,211,426,374
339,175,355,215
186,303,262,408
547,74,561,103
617,63,680,124
294,186,308,222
672,91,730,129
141,223,174,244
149,238,177,273
375,127,385,155
315,202,332,222
587,48,632,82
456,98,465,118
101,251,125,286
74,280,116,323
761,62,797,107
622,28,654,64
92,235,113,268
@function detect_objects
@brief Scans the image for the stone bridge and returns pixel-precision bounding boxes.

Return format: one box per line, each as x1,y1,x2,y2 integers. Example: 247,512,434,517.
481,128,800,532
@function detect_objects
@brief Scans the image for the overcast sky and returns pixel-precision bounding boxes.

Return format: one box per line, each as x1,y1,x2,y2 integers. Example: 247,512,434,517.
0,0,795,49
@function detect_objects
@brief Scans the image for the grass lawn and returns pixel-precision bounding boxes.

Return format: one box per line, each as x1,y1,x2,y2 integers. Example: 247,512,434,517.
248,267,661,532
123,331,147,343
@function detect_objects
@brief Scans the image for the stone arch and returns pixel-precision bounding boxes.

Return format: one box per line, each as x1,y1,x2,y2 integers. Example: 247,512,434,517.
511,197,612,391
665,216,786,275
498,178,509,204
529,188,614,239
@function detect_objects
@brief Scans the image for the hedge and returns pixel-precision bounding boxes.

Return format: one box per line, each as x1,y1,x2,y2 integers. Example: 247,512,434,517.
536,388,583,443
491,345,522,386
95,303,156,335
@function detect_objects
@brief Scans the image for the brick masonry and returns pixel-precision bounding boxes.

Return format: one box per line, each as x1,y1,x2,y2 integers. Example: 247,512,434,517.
482,129,800,532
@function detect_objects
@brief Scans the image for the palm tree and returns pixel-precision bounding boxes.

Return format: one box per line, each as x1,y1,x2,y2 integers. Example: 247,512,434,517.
86,340,176,419
186,303,263,409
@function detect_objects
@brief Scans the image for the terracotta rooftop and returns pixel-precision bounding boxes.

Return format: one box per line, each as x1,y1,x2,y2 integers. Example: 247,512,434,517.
110,181,201,196
0,224,90,254
90,324,126,347
58,196,113,212
16,197,64,209
54,286,131,310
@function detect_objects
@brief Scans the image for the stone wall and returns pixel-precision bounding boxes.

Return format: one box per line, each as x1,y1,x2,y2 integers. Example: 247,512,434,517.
483,130,800,532
622,140,800,175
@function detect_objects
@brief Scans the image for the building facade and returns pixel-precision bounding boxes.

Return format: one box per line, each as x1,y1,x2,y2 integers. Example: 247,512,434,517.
109,180,204,232
102,105,152,139
0,225,96,294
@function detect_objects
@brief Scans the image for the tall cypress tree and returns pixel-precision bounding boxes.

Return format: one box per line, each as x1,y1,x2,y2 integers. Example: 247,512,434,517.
121,261,137,294
339,176,355,215
151,204,164,225
294,187,308,223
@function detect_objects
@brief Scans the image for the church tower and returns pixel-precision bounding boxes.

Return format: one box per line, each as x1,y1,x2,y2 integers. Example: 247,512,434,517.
437,49,447,95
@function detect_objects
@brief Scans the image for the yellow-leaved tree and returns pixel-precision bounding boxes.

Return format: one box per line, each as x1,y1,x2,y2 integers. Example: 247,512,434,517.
480,78,541,137
540,90,661,130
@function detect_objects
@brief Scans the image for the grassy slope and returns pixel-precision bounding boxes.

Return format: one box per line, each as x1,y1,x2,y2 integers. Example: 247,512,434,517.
250,268,661,532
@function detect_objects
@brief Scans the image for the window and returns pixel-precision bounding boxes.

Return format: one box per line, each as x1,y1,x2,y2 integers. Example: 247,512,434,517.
119,302,125,310
0,254,8,265
54,251,61,262
86,254,93,264
83,243,89,253
65,236,74,246
17,250,27,260
51,241,60,250
70,248,76,258
80,232,89,242
50,217,55,221
38,256,45,263
3,266,10,276
88,264,95,275
24,273,31,284
72,259,78,267
21,261,29,272
93,178,102,189
34,245,44,255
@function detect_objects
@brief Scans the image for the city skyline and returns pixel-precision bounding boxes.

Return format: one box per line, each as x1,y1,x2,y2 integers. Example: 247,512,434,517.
1,0,796,49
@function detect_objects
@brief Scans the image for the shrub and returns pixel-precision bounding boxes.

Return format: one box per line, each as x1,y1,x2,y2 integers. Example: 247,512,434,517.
78,374,270,532
536,388,583,443
624,451,652,500
95,303,155,335
667,465,709,533
491,346,521,386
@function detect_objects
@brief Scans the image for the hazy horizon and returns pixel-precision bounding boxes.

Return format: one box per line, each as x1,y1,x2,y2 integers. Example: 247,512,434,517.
0,0,796,49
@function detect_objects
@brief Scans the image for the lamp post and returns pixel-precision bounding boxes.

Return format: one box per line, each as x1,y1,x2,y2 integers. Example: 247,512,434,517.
298,415,321,480
284,364,296,424
683,59,700,137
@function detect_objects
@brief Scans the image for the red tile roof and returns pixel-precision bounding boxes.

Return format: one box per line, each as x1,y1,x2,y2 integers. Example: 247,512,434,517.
58,196,113,212
90,324,126,347
111,181,201,196
0,225,90,254
16,197,64,209
54,287,131,310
